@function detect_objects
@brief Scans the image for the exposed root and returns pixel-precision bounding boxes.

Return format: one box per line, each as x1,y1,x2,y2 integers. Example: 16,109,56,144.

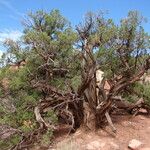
34,105,56,130
105,111,116,133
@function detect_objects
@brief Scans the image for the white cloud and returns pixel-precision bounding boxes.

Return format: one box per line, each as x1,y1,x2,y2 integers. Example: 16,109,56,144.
0,30,23,43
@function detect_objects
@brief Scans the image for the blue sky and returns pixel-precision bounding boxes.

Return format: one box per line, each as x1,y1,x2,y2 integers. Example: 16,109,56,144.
0,0,150,55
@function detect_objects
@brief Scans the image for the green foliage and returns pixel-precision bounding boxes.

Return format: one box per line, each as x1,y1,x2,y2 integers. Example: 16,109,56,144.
40,129,53,146
134,83,150,105
122,82,150,105
123,94,139,103
22,9,78,91
0,9,75,149
0,9,150,149
0,134,21,150
44,109,58,124
96,11,150,77
0,113,15,126
71,75,81,90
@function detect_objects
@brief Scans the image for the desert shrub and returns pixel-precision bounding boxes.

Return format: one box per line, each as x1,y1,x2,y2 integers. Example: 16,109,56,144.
40,129,53,147
0,134,21,150
134,83,150,105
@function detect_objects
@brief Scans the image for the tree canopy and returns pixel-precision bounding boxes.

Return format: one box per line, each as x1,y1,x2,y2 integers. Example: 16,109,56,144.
0,10,150,149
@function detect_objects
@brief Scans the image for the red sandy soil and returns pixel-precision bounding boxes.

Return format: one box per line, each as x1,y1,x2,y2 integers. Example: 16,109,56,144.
50,114,150,150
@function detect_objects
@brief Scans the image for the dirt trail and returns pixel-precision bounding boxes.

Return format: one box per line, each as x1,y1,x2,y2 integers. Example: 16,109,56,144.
51,114,150,150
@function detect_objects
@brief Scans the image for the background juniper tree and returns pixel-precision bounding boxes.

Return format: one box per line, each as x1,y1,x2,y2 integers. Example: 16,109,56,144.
0,9,79,149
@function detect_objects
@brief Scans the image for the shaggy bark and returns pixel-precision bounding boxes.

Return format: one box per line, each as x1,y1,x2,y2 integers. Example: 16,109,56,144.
76,14,150,131
10,12,150,149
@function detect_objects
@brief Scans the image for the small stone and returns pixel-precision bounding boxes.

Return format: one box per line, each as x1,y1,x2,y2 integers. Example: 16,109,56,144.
74,129,82,136
87,135,92,139
98,129,109,136
138,115,146,120
86,144,95,150
122,121,133,127
76,138,84,144
86,140,105,150
139,109,147,114
128,139,143,150
110,142,120,150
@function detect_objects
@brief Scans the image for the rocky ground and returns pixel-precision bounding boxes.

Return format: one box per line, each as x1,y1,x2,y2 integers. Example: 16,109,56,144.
49,114,150,150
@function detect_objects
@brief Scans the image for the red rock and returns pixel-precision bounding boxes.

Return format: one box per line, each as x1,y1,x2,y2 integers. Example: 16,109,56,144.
128,139,143,150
